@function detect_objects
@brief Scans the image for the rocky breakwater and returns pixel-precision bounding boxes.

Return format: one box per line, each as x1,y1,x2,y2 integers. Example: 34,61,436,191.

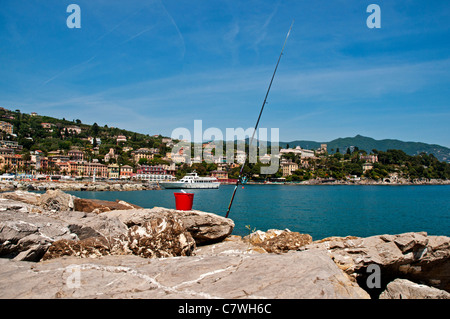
0,189,449,299
0,180,159,192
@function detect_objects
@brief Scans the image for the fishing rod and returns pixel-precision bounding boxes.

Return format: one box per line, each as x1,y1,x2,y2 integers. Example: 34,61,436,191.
225,20,294,219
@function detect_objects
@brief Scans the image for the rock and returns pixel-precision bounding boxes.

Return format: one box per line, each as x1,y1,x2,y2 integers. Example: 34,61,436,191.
169,209,234,245
0,190,41,206
73,198,141,214
195,235,268,256
244,229,285,245
42,236,130,260
244,229,312,253
43,237,109,260
379,279,450,299
39,190,74,212
0,210,76,261
65,213,129,240
0,198,33,214
301,232,450,294
0,250,370,299
43,215,195,260
107,207,234,245
127,216,196,258
259,231,313,253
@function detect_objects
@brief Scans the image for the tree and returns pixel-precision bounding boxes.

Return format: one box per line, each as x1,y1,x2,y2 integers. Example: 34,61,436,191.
92,122,99,136
138,158,148,165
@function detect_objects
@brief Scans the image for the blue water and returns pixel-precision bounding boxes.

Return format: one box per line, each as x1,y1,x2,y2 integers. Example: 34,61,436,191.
67,185,450,240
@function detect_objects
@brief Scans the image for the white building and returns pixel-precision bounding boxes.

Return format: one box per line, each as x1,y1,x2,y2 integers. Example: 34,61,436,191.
133,174,175,182
236,150,246,164
280,146,315,158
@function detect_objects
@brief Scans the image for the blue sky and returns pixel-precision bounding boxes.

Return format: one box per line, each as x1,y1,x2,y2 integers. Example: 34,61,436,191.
1,0,449,147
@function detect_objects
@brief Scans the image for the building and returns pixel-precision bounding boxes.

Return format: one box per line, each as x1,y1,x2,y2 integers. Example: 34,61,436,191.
68,150,84,161
41,123,55,130
66,126,81,135
316,144,327,154
280,146,315,159
360,155,378,163
120,165,133,178
108,164,120,179
259,154,272,164
363,163,374,172
301,149,315,158
0,140,21,150
104,148,118,163
87,162,108,178
0,121,13,135
88,137,101,145
280,146,302,156
132,148,154,163
137,165,166,175
171,154,187,164
56,162,69,174
236,150,246,164
162,163,177,176
0,154,25,171
281,160,298,177
210,170,228,180
133,173,174,182
0,148,14,156
134,164,174,181
116,135,127,143
65,161,108,178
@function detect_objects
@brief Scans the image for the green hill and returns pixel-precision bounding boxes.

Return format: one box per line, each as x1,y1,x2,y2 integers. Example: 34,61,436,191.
0,108,169,165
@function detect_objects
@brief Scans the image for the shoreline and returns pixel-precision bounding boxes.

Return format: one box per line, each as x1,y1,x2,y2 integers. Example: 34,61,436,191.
1,178,449,192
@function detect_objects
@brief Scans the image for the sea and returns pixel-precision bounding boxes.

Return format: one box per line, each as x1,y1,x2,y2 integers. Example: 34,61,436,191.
67,185,450,241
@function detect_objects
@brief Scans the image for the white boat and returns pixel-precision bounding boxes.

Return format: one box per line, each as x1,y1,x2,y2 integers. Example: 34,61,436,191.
159,172,220,189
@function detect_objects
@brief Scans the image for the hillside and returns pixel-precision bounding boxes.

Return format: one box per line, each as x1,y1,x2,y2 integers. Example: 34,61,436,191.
0,108,170,166
281,135,450,163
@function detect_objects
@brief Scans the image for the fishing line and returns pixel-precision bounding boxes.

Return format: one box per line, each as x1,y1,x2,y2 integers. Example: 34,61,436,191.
225,20,294,218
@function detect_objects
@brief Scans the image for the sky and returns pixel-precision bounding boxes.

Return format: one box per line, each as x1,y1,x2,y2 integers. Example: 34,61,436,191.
0,0,449,147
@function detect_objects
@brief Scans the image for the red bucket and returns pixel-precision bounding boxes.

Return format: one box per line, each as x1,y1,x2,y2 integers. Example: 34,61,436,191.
174,192,194,210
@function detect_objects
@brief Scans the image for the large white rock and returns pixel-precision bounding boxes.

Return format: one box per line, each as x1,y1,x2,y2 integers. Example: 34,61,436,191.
380,278,450,299
0,250,370,299
107,207,234,245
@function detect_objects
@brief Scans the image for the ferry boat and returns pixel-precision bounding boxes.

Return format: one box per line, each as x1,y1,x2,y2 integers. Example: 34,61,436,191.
159,172,220,189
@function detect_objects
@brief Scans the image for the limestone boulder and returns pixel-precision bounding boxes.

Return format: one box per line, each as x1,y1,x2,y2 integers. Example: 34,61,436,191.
63,211,129,240
0,210,76,261
127,216,196,258
43,237,116,260
0,250,370,299
39,189,74,212
0,190,41,206
379,278,450,299
244,229,313,253
73,198,141,214
43,214,195,260
302,232,450,293
106,207,234,245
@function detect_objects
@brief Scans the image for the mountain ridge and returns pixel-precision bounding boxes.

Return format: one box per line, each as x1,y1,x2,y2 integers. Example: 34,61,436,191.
280,135,450,163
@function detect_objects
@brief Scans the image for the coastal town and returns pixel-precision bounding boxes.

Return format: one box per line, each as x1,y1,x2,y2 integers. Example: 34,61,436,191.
0,108,449,185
